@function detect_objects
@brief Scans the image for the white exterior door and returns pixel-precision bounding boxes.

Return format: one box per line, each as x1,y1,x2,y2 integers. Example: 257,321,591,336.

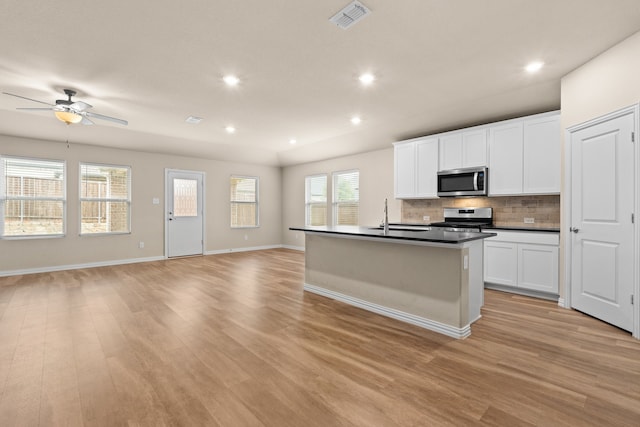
166,170,204,258
570,112,635,332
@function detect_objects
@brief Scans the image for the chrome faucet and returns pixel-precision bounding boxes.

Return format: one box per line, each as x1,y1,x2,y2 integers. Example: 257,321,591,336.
383,198,389,235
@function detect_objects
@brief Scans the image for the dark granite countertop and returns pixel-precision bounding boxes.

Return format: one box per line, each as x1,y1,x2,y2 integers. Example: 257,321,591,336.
289,225,496,244
480,225,560,233
386,223,560,233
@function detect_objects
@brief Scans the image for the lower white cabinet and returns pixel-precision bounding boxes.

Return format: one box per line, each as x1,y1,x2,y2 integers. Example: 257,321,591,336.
484,231,559,296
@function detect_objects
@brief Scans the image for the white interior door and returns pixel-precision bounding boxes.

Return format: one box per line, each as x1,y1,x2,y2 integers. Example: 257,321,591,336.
570,112,635,332
166,170,204,257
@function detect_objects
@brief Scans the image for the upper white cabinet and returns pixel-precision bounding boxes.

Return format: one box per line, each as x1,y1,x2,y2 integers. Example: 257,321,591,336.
488,122,524,195
394,137,438,199
439,128,487,171
394,111,560,199
523,115,561,194
489,112,560,196
394,142,416,198
415,138,439,197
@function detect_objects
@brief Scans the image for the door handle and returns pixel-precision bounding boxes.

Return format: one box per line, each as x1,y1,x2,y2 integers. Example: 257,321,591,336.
570,227,580,233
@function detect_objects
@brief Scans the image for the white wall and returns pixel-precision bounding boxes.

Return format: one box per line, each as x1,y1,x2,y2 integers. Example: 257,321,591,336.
0,135,282,274
561,31,640,129
281,148,399,248
560,29,640,299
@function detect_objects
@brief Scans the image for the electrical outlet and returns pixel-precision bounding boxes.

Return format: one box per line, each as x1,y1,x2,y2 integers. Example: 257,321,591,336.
244,234,248,241
524,217,535,224
423,215,430,222
138,241,145,249
152,198,160,205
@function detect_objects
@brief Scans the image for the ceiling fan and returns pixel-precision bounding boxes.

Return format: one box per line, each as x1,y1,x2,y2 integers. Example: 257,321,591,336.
2,89,128,126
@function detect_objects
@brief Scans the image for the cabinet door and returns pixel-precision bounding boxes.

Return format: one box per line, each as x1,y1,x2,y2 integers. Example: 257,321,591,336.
484,241,518,286
439,133,462,171
523,115,561,194
394,142,416,198
517,244,559,293
489,122,524,195
415,138,439,198
462,129,487,168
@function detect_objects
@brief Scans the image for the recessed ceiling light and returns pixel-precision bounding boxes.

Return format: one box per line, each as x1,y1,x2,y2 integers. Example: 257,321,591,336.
289,139,297,145
525,61,544,73
225,126,236,134
351,116,362,125
359,73,375,85
185,116,203,124
223,75,240,86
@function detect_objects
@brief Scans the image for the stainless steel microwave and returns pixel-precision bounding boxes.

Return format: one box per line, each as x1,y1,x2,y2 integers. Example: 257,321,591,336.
437,167,488,197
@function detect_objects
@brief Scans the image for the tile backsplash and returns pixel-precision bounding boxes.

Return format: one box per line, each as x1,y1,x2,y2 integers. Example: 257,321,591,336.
402,195,560,228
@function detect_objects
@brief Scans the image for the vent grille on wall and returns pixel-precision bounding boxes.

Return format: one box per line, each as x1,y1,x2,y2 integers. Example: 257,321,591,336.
329,1,371,29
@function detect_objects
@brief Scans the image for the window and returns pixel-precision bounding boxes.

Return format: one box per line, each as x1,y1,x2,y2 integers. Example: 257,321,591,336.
80,163,131,235
332,170,359,225
1,156,66,238
305,174,327,226
230,176,258,228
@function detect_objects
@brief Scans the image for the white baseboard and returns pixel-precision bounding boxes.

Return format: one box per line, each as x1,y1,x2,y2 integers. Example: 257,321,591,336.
282,245,304,251
303,283,471,339
0,256,165,278
0,244,304,278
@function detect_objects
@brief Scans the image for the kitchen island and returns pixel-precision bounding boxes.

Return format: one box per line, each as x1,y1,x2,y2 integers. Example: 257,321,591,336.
289,226,495,339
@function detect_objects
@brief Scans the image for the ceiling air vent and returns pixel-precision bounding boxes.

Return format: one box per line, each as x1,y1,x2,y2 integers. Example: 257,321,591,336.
329,1,371,30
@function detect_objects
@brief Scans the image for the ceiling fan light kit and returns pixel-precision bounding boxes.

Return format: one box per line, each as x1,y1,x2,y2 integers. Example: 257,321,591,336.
54,110,82,125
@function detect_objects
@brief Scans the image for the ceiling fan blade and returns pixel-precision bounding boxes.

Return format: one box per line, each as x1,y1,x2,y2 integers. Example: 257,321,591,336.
70,101,92,111
16,107,54,111
3,92,55,106
80,116,94,125
84,111,128,126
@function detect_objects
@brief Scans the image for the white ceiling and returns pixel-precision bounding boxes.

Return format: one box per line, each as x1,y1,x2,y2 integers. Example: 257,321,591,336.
1,1,640,166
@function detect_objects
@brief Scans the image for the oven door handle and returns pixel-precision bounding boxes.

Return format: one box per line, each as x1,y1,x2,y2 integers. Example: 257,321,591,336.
473,172,479,191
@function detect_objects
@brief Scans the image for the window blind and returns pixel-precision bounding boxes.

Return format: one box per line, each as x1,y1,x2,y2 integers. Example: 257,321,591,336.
230,176,259,227
332,170,359,226
1,156,66,237
80,163,131,235
305,174,327,226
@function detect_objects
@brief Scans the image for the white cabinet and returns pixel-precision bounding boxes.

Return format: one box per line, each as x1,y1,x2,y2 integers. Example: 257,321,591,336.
439,128,487,171
518,244,559,293
394,137,438,199
415,138,439,197
523,115,561,194
484,241,518,286
394,142,416,198
484,231,559,297
488,112,560,196
488,122,523,195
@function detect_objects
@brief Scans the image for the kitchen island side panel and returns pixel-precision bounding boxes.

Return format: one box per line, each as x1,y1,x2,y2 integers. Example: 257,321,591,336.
304,233,469,329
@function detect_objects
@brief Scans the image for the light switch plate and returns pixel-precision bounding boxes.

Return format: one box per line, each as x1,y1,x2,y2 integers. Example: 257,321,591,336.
524,217,535,224
152,198,160,205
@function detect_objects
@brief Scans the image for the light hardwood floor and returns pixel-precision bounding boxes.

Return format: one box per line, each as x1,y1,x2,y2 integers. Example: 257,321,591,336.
0,248,639,426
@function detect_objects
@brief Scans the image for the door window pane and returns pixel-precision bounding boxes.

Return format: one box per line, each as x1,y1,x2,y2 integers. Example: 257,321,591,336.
173,178,198,217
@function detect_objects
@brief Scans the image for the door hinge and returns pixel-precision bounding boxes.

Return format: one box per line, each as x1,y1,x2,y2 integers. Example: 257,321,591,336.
633,213,635,224
632,294,635,305
632,132,635,142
